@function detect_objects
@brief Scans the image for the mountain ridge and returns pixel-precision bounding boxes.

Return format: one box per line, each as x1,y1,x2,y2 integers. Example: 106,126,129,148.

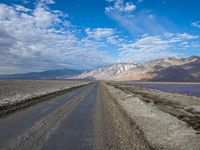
72,56,200,81
1,56,200,81
0,68,84,79
71,63,137,80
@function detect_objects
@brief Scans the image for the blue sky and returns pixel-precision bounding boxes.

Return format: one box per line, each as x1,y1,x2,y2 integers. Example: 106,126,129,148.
0,0,200,74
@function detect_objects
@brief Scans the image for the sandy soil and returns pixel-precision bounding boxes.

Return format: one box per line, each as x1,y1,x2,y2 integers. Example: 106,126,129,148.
105,82,200,150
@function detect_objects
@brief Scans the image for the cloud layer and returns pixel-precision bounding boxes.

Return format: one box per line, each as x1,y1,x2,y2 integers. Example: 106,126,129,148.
0,0,200,74
191,21,200,29
0,1,115,74
118,33,199,62
105,0,172,35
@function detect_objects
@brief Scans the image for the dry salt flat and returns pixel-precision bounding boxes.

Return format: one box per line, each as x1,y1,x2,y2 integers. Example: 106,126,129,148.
0,80,90,107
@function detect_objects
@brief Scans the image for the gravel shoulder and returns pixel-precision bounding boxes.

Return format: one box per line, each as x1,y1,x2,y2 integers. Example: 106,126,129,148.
95,82,152,150
104,82,200,150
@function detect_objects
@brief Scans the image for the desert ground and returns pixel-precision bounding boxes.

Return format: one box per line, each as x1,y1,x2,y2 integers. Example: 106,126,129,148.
0,80,199,150
0,80,90,115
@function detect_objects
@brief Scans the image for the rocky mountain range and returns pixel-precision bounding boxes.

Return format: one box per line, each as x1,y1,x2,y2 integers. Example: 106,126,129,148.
1,56,200,81
71,63,137,80
72,56,200,81
0,69,84,79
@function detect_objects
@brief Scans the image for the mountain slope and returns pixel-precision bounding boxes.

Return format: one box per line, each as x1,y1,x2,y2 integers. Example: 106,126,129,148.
151,58,200,81
0,69,84,79
1,56,199,81
74,56,200,81
114,56,200,81
72,63,137,80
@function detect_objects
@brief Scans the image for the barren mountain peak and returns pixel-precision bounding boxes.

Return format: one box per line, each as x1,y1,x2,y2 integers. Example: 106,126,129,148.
71,56,200,81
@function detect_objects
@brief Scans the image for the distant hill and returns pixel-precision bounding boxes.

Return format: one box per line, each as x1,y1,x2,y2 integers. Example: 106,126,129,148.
71,56,200,82
151,57,200,82
71,63,137,80
1,56,200,81
0,69,84,79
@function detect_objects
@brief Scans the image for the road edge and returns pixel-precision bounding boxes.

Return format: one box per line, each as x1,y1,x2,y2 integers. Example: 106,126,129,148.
0,82,92,117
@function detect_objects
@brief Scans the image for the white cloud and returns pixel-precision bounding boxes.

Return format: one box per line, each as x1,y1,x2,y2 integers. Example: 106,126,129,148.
164,32,174,38
33,6,58,28
1,1,200,74
176,33,198,40
0,3,114,74
85,28,114,39
118,33,200,62
0,4,16,19
105,0,168,35
38,0,55,5
14,5,31,12
123,2,136,13
191,21,200,29
105,0,136,14
84,28,123,45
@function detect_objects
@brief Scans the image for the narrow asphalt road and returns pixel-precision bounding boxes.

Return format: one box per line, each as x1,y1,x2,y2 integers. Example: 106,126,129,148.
0,83,97,150
0,82,151,150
